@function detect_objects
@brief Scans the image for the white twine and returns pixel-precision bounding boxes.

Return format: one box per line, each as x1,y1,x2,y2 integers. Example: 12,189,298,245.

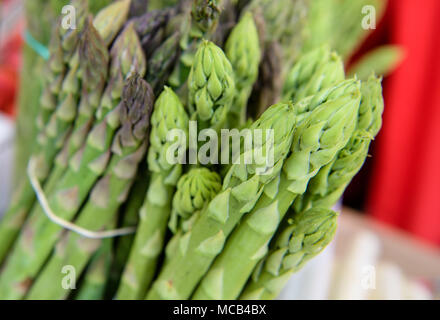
27,158,136,239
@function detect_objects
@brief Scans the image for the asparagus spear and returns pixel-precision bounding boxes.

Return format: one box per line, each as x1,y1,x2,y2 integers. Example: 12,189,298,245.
169,168,222,233
0,71,146,299
146,101,297,300
282,45,345,103
249,41,283,119
240,207,338,299
117,86,189,300
192,80,360,299
0,0,132,264
93,0,131,46
146,32,181,94
44,21,147,194
168,0,222,90
245,0,309,117
149,0,179,10
348,46,404,81
245,0,309,73
132,8,173,58
225,12,261,127
188,40,235,132
26,76,154,300
105,9,178,294
15,0,112,189
73,238,113,300
164,168,222,266
0,6,95,264
118,40,233,299
303,0,385,61
300,75,384,209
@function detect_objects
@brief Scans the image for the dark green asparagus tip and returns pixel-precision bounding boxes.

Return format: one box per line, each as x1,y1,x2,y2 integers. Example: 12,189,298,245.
192,0,221,34
119,74,155,143
79,15,109,90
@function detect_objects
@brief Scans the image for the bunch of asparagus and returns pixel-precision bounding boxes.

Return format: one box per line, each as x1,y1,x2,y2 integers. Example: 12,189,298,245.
1,0,388,300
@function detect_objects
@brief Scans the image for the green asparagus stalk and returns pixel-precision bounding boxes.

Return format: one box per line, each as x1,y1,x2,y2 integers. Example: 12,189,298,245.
330,0,385,61
26,76,154,300
104,163,149,297
168,0,222,89
132,8,173,57
169,168,222,233
15,0,113,182
192,80,360,299
164,169,222,265
225,12,261,127
245,0,309,117
303,0,385,60
146,101,297,300
149,0,179,10
146,32,181,94
249,41,283,119
0,0,132,264
301,0,333,53
300,75,384,209
162,39,235,271
210,0,240,47
105,9,178,295
0,6,93,264
0,72,145,299
188,40,235,131
117,86,189,300
240,207,338,299
43,19,145,198
245,0,309,73
348,46,404,80
282,46,345,103
92,0,131,46
73,238,113,300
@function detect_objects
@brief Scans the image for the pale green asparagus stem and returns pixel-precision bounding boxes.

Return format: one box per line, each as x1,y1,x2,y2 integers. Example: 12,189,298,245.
300,75,384,209
303,0,385,60
93,0,131,46
240,207,338,299
282,45,345,103
146,102,297,300
192,80,360,299
163,40,233,267
26,76,154,300
117,87,189,300
0,73,144,300
0,7,98,264
348,46,404,80
43,22,146,196
105,164,148,297
225,12,261,127
74,239,113,300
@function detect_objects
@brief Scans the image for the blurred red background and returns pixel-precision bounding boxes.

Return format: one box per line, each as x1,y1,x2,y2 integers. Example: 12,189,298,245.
0,0,22,117
363,0,440,246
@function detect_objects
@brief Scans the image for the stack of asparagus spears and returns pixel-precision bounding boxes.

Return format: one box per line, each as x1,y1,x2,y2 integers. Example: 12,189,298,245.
0,0,387,300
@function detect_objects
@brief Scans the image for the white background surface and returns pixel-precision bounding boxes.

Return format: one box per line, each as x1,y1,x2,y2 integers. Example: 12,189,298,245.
0,114,14,217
